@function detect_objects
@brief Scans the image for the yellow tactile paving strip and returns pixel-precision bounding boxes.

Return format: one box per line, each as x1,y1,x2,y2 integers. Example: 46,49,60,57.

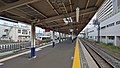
72,38,81,68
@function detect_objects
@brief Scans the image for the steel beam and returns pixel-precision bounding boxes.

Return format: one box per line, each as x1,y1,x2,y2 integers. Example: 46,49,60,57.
69,0,72,12
27,4,47,18
7,9,32,21
0,0,40,12
46,0,59,15
95,0,100,6
86,0,90,9
36,7,97,25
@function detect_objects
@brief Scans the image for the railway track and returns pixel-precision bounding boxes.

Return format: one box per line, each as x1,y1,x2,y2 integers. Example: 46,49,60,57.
80,39,120,68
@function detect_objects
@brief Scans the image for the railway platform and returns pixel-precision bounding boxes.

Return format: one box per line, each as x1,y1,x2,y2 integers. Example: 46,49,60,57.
1,38,118,68
0,39,75,68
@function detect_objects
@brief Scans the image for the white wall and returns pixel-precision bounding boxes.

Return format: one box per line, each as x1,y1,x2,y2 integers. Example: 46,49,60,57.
100,12,120,36
0,25,6,37
86,11,120,46
0,25,31,42
87,27,98,41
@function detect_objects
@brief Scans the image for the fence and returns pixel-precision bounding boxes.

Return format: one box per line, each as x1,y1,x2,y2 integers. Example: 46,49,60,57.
0,39,66,54
0,42,31,53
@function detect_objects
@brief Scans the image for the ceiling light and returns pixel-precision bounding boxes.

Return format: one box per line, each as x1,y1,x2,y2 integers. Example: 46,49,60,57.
76,28,78,30
70,29,73,32
76,7,79,23
63,17,73,25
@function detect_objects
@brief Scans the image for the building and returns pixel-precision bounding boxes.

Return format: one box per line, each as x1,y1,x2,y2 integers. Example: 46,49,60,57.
85,0,120,46
84,27,98,41
0,23,31,42
78,31,85,38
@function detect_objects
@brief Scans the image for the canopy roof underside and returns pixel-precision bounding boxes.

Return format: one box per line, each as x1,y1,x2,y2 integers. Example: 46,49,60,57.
0,0,104,35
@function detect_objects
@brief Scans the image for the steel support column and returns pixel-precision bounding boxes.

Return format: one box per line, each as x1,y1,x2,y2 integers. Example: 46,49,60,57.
115,36,117,46
59,32,61,43
52,31,55,47
72,32,73,42
98,23,100,43
65,34,66,40
62,33,64,42
31,23,36,58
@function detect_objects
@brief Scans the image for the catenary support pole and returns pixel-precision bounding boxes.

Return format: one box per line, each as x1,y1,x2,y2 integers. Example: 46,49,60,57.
98,23,100,43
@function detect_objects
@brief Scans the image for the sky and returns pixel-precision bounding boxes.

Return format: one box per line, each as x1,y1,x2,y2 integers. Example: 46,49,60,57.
82,13,97,32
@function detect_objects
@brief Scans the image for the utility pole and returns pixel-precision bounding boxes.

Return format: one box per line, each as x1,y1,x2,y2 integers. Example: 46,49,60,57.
93,18,100,43
98,22,100,43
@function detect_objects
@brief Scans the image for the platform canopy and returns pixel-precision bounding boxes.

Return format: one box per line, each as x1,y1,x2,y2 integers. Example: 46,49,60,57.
0,0,104,35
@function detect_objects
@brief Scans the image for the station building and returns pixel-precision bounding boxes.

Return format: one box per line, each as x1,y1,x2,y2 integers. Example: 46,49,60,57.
0,23,31,42
85,0,120,46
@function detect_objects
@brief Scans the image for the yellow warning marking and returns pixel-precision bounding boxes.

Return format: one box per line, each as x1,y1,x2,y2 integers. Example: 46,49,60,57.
72,38,81,68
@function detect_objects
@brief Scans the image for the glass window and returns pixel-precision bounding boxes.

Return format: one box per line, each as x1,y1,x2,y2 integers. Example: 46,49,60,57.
18,29,21,33
116,21,120,25
22,30,28,34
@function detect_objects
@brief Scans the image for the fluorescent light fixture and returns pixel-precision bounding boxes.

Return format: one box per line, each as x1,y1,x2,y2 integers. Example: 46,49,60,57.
76,28,78,30
70,29,73,32
63,17,73,25
76,7,79,22
69,17,73,22
63,18,68,25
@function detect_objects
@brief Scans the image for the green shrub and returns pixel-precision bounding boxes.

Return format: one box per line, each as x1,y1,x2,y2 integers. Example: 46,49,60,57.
107,43,113,46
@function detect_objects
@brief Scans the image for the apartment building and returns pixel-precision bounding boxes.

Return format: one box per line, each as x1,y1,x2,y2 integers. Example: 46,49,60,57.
85,0,120,46
0,23,31,42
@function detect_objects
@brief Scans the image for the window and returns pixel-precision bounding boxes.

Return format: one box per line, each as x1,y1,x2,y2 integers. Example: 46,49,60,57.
107,23,114,27
118,0,120,9
22,30,28,34
18,29,21,33
108,36,114,40
29,31,30,35
116,21,120,25
101,26,106,29
88,30,94,33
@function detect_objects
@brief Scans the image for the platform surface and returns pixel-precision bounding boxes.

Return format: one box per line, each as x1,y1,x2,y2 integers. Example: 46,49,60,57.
0,39,75,68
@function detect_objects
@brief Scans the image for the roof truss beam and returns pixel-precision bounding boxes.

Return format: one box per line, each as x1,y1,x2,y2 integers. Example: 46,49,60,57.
26,4,47,18
0,0,40,12
36,7,97,25
7,9,32,21
46,0,59,15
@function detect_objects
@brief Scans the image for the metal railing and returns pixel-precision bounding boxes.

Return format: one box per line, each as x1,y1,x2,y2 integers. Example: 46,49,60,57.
0,42,31,53
0,39,66,55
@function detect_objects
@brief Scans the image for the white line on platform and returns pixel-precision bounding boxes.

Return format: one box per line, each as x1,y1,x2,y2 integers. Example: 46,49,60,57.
0,63,4,66
0,44,52,63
